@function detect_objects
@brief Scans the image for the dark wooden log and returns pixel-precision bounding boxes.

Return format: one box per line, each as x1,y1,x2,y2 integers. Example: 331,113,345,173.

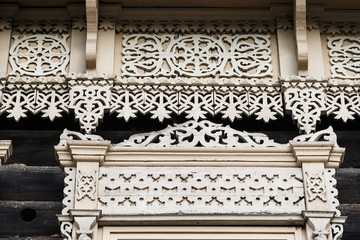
336,169,360,204
0,201,62,237
0,166,64,201
340,204,360,239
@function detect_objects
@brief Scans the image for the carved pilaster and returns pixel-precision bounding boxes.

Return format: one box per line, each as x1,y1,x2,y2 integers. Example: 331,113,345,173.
292,141,346,240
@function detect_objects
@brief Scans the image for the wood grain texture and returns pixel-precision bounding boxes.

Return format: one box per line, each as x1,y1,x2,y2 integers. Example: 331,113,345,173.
339,204,360,239
0,201,62,237
0,166,64,201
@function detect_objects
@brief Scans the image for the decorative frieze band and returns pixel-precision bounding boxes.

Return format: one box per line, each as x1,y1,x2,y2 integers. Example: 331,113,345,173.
116,20,276,35
1,74,360,133
98,166,305,215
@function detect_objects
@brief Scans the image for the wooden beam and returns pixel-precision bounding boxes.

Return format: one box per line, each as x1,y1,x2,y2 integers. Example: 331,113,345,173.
85,0,99,73
293,0,308,75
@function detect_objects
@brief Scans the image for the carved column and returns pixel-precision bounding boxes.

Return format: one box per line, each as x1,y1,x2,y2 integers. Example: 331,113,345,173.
291,141,346,240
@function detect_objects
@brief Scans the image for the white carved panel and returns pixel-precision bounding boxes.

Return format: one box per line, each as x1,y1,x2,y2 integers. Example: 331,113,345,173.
110,85,283,124
328,37,360,79
116,120,282,148
0,89,69,122
326,87,360,122
121,34,272,78
9,34,70,76
283,88,325,134
306,171,326,201
69,85,111,134
98,167,305,215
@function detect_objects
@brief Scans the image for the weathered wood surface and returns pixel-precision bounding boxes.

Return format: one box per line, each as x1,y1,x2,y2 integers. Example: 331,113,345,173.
0,166,64,201
340,204,360,239
0,201,62,237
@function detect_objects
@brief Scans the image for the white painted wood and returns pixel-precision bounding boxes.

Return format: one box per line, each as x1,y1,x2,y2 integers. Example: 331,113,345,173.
96,28,115,74
69,28,86,73
276,29,298,76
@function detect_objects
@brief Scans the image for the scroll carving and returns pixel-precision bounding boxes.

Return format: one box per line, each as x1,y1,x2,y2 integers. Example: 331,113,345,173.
306,172,326,202
121,34,272,79
292,126,338,147
60,221,73,240
77,170,96,201
332,224,344,240
116,120,282,148
328,37,360,79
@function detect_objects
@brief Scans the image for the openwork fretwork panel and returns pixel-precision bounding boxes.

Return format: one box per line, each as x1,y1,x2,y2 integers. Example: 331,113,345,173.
98,167,305,215
328,36,360,79
121,34,272,79
110,85,283,123
8,19,71,77
9,35,70,76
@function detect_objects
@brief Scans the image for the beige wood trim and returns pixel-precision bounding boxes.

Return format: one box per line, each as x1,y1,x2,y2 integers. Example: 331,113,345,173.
99,215,304,226
117,8,275,20
85,0,99,72
102,226,303,240
293,0,308,75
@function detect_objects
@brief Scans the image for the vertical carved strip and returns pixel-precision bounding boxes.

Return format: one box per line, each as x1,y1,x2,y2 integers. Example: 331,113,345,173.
62,167,76,215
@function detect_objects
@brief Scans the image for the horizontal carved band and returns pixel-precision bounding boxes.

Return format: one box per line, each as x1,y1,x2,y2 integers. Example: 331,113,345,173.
1,75,360,134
